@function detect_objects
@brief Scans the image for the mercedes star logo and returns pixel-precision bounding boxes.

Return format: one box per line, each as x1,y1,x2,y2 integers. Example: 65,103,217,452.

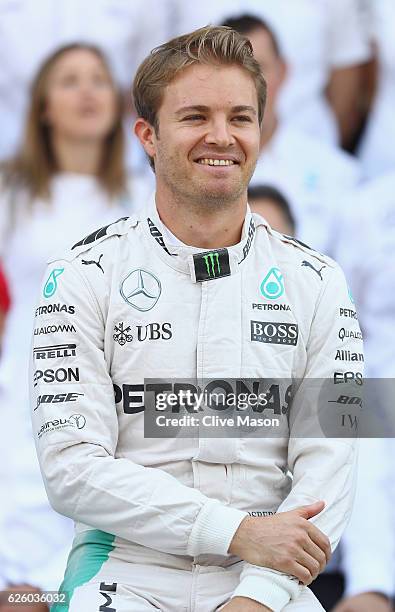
120,269,161,312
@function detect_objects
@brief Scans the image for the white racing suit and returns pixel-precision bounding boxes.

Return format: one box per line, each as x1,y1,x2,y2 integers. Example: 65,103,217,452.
30,201,363,611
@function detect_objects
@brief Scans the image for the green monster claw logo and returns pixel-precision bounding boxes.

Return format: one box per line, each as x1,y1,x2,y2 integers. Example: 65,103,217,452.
203,252,221,278
43,268,64,299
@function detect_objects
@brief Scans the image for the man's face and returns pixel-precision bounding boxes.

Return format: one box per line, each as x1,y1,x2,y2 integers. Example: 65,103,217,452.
145,63,261,209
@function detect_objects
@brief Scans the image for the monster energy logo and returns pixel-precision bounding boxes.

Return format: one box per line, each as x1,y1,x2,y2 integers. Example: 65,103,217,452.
203,252,221,278
193,248,230,282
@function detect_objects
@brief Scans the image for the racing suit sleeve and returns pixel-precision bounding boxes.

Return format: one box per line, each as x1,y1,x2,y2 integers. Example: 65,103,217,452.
232,263,362,610
31,259,247,557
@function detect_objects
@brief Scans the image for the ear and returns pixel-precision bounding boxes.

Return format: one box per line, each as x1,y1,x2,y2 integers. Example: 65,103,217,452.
134,118,157,159
278,59,287,87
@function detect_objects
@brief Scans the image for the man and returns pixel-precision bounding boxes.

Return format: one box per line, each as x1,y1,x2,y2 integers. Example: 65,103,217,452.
247,185,295,236
328,175,395,612
223,14,360,255
172,0,370,147
30,27,362,611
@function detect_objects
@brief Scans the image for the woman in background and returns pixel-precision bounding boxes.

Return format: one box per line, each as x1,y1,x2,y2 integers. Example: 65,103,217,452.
0,43,147,607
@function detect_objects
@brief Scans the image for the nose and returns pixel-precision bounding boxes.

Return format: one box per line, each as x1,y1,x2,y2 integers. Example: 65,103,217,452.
204,116,235,147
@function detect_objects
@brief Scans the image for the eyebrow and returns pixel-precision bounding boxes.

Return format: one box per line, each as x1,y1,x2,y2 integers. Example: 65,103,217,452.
174,105,257,116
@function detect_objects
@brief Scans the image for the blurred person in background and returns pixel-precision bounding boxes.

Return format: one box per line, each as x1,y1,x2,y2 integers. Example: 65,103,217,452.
357,0,395,179
249,180,395,611
172,0,370,148
224,14,360,254
0,0,171,167
248,184,295,236
0,263,10,346
0,43,146,611
309,177,395,611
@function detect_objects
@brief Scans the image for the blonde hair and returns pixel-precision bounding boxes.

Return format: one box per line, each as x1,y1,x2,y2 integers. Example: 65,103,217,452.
133,25,266,133
3,43,126,200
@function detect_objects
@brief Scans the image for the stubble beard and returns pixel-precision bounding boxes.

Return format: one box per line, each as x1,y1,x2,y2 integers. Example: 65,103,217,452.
158,155,255,214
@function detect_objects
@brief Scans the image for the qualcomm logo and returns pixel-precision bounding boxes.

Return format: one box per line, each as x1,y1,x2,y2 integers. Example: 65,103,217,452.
260,267,284,300
120,269,161,312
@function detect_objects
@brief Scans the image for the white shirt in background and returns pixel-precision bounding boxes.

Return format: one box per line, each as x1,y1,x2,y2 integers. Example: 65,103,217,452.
331,173,395,600
171,0,370,145
0,172,149,590
250,124,361,254
0,0,171,160
334,171,395,377
357,0,395,179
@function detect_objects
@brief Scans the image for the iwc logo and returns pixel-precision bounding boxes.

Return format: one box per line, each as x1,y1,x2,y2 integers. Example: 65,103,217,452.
120,269,161,312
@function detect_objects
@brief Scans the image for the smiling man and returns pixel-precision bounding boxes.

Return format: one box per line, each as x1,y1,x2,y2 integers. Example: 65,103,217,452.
30,27,363,612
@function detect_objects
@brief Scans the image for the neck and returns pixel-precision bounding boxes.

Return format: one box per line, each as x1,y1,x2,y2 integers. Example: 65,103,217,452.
51,135,103,175
155,184,247,249
259,115,278,150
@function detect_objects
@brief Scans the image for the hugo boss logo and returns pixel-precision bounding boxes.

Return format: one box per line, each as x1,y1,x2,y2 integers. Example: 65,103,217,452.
251,321,298,346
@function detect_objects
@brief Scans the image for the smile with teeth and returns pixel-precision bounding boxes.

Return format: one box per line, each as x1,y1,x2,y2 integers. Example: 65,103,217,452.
197,158,236,166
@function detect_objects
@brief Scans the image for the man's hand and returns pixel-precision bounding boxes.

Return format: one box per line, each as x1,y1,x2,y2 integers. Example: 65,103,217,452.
332,592,393,612
219,596,272,611
228,501,331,585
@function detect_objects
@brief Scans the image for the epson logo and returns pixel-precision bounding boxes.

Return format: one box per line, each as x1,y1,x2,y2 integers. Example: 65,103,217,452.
33,344,77,360
34,324,76,336
334,371,363,386
251,321,298,346
35,303,75,317
34,392,84,411
33,367,80,386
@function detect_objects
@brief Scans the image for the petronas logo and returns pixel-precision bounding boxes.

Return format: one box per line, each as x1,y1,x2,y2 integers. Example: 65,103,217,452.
203,252,221,278
43,268,64,299
260,267,284,300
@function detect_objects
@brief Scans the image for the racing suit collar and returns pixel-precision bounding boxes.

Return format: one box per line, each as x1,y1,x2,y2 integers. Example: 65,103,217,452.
141,194,265,282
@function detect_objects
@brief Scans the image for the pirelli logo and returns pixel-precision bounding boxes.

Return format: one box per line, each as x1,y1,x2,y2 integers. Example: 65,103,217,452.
33,344,77,360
